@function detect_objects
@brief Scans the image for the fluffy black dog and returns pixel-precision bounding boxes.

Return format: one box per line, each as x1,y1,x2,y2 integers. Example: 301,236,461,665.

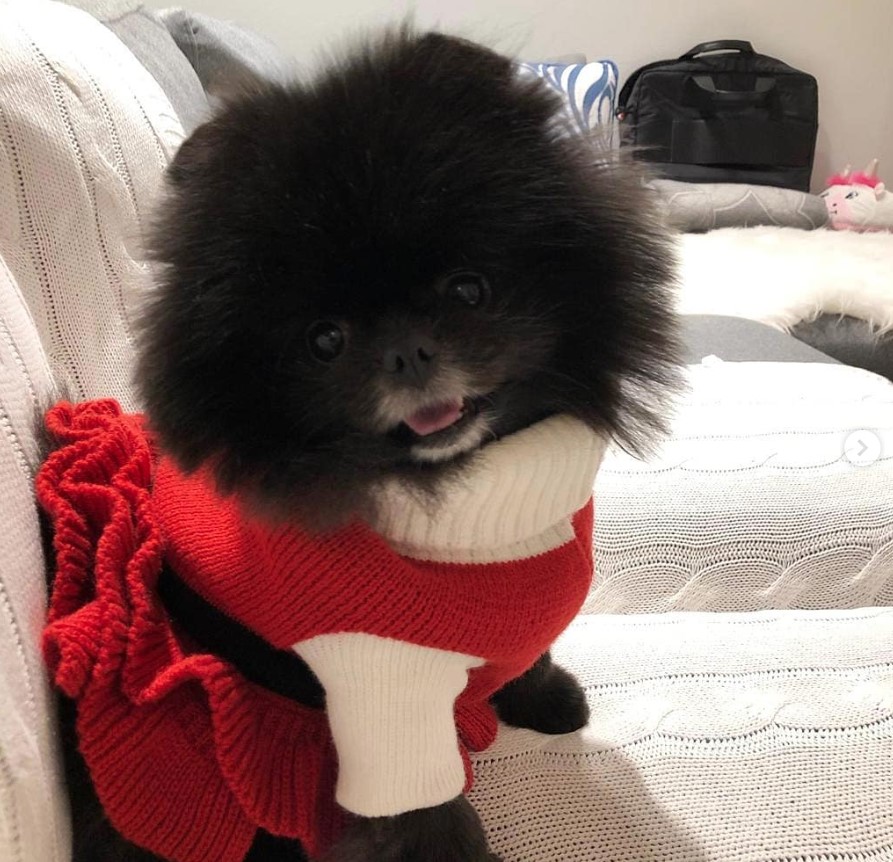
60,27,679,862
140,29,678,525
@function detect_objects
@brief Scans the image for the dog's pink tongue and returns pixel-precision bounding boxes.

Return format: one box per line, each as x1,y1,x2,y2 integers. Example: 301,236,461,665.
404,399,464,436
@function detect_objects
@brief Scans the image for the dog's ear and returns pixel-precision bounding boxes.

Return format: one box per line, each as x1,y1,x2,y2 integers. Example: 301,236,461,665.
416,31,510,76
167,120,227,186
416,31,466,53
167,78,283,190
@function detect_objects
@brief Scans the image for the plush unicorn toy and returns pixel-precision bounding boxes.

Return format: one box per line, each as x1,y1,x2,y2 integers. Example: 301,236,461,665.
821,159,893,231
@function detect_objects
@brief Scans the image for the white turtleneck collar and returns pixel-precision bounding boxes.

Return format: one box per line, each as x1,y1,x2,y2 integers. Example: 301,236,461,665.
368,414,607,564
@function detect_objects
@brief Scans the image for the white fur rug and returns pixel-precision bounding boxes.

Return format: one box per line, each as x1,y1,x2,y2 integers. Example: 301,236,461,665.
675,226,893,333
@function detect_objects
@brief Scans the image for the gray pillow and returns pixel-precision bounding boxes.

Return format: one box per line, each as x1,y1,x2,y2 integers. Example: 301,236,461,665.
63,0,209,134
651,179,829,232
159,9,293,99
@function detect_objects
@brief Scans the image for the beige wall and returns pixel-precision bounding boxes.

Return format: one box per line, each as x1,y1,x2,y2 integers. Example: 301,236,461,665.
152,0,893,191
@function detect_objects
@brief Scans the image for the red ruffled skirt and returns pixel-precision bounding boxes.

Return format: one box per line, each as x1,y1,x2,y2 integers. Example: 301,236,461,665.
39,400,341,862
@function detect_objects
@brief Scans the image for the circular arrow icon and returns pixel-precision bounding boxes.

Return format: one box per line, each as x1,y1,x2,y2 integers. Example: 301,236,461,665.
843,430,883,467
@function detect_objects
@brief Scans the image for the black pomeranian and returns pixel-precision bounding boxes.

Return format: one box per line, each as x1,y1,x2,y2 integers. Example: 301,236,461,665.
56,27,679,862
139,29,678,526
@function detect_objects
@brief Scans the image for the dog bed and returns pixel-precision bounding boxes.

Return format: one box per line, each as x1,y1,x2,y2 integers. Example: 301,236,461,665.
675,226,893,379
676,227,893,332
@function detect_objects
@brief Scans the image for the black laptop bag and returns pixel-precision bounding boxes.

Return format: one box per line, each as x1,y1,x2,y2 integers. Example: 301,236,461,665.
616,40,818,191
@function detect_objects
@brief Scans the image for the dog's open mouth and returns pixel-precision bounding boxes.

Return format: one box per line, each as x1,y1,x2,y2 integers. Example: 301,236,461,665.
401,396,482,439
404,398,463,436
386,394,492,463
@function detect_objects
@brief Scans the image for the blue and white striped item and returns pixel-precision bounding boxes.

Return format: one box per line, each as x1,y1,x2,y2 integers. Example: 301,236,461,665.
517,60,619,138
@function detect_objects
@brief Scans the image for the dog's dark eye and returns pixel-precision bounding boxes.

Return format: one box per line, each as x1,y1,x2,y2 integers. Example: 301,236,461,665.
442,272,490,308
306,321,345,362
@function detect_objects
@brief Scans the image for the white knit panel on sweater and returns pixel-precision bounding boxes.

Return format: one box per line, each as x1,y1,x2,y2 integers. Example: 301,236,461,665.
298,416,606,818
0,0,183,409
591,360,893,613
471,607,893,862
0,255,69,862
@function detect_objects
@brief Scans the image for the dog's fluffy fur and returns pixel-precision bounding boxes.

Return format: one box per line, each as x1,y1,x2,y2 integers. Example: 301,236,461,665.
139,28,679,528
64,28,680,862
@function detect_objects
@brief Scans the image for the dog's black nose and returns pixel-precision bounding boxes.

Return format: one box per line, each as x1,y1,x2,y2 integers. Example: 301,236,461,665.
383,335,439,386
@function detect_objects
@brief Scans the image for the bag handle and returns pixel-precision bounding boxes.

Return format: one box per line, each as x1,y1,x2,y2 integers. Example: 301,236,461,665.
689,74,776,104
679,40,754,60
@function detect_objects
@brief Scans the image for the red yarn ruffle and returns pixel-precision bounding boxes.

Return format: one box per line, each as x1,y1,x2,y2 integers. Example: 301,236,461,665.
39,400,341,862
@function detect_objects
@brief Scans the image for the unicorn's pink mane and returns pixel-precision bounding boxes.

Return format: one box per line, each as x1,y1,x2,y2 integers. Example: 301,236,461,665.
827,159,882,188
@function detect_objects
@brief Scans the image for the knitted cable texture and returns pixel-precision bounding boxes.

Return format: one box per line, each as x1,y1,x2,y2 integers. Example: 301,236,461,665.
0,255,69,862
590,360,893,613
39,400,603,862
469,608,893,862
0,0,183,410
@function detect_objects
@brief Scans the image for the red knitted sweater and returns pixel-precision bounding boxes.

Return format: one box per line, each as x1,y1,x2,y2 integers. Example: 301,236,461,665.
39,400,596,862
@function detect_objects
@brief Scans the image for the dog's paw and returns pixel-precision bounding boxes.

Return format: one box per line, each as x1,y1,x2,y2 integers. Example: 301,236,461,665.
514,662,590,734
492,654,590,735
323,796,500,862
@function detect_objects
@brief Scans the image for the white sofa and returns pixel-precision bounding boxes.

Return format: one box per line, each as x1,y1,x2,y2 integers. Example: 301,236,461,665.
1,3,891,861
